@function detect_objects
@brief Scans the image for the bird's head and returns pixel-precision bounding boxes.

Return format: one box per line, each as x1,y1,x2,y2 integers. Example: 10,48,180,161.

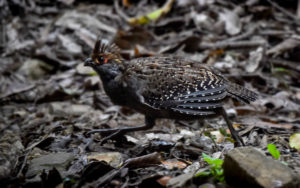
84,40,122,68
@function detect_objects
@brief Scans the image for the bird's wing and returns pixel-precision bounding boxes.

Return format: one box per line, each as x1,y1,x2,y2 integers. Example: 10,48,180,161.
125,56,228,116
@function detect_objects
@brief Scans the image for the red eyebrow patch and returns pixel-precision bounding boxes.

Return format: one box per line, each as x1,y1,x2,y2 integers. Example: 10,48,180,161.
104,58,108,63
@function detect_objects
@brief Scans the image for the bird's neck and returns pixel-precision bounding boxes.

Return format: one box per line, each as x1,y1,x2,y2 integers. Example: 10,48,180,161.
95,63,123,83
95,62,129,105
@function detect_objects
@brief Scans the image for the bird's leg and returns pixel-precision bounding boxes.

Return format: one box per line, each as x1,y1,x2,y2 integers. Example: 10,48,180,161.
219,108,245,147
85,116,156,144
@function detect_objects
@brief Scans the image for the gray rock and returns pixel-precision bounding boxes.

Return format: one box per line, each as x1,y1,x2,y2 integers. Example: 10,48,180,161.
26,152,75,178
223,146,300,188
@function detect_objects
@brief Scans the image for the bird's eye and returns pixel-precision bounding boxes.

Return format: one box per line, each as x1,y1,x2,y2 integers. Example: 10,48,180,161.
98,56,104,63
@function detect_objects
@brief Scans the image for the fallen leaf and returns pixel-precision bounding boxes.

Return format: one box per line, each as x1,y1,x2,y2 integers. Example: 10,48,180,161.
246,47,264,73
88,152,123,168
267,38,300,56
289,133,300,150
238,117,293,129
157,176,172,186
124,152,162,168
219,9,241,35
161,160,187,169
129,0,175,25
210,130,225,143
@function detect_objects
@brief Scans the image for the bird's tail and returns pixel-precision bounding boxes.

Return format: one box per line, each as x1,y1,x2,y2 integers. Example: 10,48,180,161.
226,83,258,104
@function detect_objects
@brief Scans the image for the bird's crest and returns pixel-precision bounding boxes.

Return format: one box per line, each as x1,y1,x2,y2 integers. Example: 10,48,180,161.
92,40,122,64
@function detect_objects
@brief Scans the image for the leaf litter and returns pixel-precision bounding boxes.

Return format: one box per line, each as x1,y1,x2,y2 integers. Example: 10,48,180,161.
0,0,300,187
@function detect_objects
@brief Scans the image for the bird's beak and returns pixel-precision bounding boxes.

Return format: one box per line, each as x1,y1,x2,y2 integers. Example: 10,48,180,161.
84,58,93,67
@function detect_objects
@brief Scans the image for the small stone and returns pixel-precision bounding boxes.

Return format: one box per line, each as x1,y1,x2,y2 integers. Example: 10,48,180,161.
26,152,75,178
223,146,300,188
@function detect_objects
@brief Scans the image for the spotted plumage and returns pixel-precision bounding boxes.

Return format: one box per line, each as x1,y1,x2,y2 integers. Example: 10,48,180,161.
84,40,258,146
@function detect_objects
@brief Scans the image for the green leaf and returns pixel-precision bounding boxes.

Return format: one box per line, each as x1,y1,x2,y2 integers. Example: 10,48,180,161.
216,169,223,176
217,176,225,182
202,153,223,167
202,153,213,164
273,67,288,73
88,71,97,76
267,144,280,160
147,9,164,20
195,171,210,177
200,153,224,182
204,131,217,141
219,128,229,137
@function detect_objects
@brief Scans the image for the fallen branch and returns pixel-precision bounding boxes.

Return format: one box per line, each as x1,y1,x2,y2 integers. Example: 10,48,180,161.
222,26,257,42
266,0,300,25
269,58,300,72
198,40,265,50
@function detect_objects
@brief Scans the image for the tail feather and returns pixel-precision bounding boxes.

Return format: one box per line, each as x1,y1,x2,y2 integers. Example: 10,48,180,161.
226,83,258,104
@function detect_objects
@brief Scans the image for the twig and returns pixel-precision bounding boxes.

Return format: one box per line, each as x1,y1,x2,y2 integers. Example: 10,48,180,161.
96,167,125,188
268,58,300,72
259,30,294,37
16,151,30,177
114,0,130,23
198,40,265,50
0,84,36,99
297,0,300,18
93,152,161,187
0,17,5,53
266,0,300,24
222,26,257,42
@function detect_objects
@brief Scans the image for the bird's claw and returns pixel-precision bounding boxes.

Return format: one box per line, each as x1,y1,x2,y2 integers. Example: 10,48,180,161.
84,128,121,137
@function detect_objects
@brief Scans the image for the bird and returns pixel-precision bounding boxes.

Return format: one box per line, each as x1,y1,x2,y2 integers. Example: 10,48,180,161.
84,40,258,146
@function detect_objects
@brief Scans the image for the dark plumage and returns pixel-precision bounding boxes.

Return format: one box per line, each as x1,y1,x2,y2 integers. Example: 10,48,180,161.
84,40,258,146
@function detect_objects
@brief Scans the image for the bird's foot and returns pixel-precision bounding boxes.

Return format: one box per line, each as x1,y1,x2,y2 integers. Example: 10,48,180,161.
84,128,123,136
84,128,126,144
84,125,150,145
231,132,245,147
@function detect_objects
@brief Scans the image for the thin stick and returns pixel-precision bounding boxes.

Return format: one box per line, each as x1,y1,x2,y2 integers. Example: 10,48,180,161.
198,40,265,50
266,0,300,24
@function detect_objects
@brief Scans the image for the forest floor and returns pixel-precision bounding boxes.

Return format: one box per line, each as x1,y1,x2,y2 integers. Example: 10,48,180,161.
0,0,300,187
